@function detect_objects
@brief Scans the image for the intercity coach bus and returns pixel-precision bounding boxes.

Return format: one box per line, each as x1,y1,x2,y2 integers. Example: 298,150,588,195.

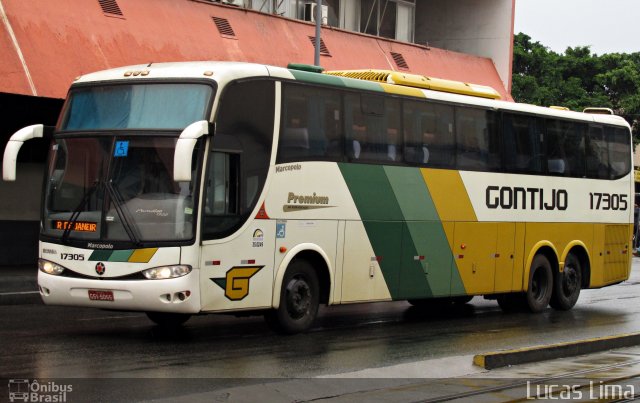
2,62,633,333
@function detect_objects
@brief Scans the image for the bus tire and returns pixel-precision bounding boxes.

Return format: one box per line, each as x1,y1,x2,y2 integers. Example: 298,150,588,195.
550,253,582,311
146,312,191,327
525,254,553,313
265,259,319,334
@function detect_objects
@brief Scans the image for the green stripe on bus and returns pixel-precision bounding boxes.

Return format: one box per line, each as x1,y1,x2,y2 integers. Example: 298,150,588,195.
289,70,385,93
339,163,404,297
109,250,135,262
384,166,459,297
88,250,113,261
339,163,467,299
338,163,404,221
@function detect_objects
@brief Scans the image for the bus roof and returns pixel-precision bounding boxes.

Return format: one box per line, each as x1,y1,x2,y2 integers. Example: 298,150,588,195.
73,61,630,129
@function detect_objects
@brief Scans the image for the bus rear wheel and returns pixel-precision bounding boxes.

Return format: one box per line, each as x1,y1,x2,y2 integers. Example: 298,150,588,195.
146,312,191,327
550,253,582,311
265,259,319,334
525,254,553,313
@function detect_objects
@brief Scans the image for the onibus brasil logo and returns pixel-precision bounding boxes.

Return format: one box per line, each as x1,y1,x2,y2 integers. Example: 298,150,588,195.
8,379,73,402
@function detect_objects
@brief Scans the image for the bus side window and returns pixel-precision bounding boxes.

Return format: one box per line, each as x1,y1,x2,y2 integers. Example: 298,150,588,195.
606,126,631,179
202,152,241,238
455,107,499,171
503,113,543,174
383,98,402,162
346,94,365,160
403,100,454,168
586,125,609,179
277,83,342,162
545,120,586,177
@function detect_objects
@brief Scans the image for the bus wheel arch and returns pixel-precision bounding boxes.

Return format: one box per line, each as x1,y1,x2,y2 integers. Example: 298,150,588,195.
272,245,333,309
266,246,332,334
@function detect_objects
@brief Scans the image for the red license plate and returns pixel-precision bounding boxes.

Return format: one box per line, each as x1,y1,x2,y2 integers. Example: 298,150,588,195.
88,290,114,301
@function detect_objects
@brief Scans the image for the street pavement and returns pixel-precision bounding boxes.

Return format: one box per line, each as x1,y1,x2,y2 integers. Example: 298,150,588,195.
2,261,640,401
0,265,39,304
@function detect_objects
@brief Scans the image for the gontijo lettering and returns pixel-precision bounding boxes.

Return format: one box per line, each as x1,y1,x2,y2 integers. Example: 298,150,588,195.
486,186,568,211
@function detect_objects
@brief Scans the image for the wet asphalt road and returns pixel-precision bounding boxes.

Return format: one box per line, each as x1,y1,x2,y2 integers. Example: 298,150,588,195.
2,259,640,400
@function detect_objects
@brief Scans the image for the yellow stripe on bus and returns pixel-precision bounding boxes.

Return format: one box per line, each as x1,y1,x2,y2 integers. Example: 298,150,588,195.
420,169,477,222
379,83,426,98
128,248,158,263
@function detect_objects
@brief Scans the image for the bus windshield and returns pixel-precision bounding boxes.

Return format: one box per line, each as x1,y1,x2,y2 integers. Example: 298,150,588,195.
42,136,202,245
60,83,213,131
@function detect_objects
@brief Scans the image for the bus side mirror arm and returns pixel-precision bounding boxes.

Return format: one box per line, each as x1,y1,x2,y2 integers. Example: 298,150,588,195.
3,124,53,181
174,120,210,182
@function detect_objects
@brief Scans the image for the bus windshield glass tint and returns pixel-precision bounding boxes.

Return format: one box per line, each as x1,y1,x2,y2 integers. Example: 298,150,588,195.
61,83,213,130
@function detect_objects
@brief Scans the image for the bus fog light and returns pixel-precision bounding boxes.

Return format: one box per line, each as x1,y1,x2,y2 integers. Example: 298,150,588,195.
38,259,66,275
142,265,192,280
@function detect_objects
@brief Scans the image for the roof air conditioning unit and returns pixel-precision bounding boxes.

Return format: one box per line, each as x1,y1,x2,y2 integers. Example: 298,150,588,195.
304,3,328,24
221,0,240,6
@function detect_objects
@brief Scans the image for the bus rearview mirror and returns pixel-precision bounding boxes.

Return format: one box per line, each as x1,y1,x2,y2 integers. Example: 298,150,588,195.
174,120,210,182
3,124,46,181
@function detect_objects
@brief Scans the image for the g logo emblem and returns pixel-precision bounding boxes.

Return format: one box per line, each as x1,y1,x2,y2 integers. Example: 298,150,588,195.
211,266,263,301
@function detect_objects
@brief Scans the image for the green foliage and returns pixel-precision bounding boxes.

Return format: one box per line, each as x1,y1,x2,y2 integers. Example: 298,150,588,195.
512,33,640,143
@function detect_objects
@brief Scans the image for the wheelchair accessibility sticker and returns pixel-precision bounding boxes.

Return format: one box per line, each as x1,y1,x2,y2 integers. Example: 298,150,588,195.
276,222,286,239
114,141,129,157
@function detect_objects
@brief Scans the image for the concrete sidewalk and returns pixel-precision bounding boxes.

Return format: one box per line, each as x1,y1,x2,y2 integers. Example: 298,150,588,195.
0,265,40,304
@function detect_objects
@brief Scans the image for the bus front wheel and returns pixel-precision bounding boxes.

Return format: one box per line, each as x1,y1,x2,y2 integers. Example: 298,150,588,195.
550,253,582,311
265,259,319,334
525,254,553,313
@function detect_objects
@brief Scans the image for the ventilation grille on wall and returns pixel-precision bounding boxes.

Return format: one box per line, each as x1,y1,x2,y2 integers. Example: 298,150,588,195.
212,16,236,37
390,52,409,70
308,36,331,56
98,0,123,16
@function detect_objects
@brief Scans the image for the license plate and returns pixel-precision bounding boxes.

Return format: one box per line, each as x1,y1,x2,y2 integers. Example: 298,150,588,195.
88,290,114,301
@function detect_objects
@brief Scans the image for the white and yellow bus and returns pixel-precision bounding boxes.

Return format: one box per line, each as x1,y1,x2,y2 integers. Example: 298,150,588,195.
2,62,633,333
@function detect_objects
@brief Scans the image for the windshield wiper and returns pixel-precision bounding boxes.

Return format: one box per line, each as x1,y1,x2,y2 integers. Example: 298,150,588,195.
105,180,141,246
61,180,100,244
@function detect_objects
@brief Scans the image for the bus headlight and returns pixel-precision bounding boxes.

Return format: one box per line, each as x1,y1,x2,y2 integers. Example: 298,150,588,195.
142,265,192,280
38,259,66,275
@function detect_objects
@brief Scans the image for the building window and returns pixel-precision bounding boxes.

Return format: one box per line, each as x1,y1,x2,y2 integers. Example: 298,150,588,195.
296,0,339,27
360,0,414,42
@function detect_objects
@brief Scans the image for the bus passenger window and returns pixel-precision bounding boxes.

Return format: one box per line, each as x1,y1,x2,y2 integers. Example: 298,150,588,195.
607,126,631,179
545,120,586,177
586,125,609,179
403,100,454,168
503,113,542,174
456,108,499,171
346,95,366,160
278,83,342,162
384,99,402,162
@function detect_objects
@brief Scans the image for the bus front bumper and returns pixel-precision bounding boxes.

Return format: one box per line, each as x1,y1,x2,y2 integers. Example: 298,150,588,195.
37,270,201,314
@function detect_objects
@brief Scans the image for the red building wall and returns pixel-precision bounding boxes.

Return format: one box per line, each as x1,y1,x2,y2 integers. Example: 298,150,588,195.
0,0,511,100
